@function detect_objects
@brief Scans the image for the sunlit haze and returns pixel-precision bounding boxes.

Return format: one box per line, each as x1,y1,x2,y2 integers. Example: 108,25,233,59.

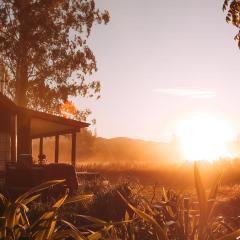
176,113,234,161
73,0,240,145
3,2,240,238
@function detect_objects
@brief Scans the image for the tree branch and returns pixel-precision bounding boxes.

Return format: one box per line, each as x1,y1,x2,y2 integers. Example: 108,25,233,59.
5,56,16,78
5,3,18,41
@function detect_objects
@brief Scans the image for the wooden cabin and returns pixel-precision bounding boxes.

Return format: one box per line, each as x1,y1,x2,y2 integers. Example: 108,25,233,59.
0,93,17,171
0,93,89,190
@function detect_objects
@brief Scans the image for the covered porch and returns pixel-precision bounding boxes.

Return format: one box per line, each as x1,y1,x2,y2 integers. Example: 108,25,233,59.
0,93,93,195
0,92,89,169
24,108,89,167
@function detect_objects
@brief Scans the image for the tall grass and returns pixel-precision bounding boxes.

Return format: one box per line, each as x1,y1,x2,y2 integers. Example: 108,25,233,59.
0,163,240,239
0,180,123,239
117,162,240,240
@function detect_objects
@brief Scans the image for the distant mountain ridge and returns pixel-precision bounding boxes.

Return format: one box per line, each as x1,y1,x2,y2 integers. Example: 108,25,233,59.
32,134,183,165
82,136,183,165
32,133,240,166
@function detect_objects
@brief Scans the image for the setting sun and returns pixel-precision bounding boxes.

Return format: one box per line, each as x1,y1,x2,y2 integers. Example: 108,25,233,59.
176,114,234,162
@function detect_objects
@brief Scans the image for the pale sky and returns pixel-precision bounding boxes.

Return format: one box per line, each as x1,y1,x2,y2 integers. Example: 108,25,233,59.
74,0,240,142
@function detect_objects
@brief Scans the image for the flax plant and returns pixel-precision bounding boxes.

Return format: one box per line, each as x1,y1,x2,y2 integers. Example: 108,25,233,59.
117,162,228,240
0,180,101,240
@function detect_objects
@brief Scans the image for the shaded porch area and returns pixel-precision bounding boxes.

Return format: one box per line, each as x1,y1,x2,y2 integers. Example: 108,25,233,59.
26,108,89,167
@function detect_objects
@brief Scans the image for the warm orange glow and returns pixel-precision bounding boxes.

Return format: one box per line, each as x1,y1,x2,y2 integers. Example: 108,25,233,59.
60,101,78,119
176,114,234,162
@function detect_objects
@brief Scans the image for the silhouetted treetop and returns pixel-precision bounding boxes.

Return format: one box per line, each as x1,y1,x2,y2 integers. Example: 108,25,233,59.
223,0,240,48
0,0,109,119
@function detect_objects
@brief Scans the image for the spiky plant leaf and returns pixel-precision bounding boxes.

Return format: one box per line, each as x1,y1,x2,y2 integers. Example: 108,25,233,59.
64,194,93,205
52,229,87,240
31,192,68,240
118,191,168,240
88,225,113,240
194,162,207,222
207,173,222,221
216,229,240,240
162,187,175,218
16,180,65,203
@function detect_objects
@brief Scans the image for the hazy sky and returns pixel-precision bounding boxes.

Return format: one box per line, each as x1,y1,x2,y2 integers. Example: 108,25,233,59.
74,0,240,142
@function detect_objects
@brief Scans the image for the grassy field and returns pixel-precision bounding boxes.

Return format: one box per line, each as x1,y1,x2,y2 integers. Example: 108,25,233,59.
1,163,240,239
77,159,240,187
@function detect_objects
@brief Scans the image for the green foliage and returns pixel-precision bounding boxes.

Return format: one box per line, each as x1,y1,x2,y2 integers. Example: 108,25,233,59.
0,0,109,117
119,191,169,240
223,0,240,48
193,162,222,239
1,165,240,239
0,180,111,240
115,163,240,240
77,129,97,159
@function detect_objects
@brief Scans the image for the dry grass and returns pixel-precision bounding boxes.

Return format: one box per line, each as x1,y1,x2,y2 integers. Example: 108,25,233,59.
1,162,240,239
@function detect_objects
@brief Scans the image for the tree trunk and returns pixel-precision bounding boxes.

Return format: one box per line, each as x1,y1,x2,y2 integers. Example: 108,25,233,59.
17,111,31,157
15,63,28,107
14,6,32,160
15,63,32,158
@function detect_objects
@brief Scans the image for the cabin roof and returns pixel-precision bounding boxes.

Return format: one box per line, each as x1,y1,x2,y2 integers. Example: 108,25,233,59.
0,93,89,138
22,108,89,138
0,93,17,112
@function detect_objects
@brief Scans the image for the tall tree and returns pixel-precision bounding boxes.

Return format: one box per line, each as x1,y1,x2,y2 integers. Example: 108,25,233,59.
0,0,109,119
223,0,240,48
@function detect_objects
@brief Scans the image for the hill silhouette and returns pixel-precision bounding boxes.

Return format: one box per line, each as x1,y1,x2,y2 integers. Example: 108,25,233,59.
85,137,182,166
32,133,183,166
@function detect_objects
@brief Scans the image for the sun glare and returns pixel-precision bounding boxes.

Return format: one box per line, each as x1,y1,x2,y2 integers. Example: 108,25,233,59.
176,114,234,162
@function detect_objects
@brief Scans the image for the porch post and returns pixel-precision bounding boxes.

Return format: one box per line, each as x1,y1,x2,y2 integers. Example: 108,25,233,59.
10,115,17,162
39,137,43,156
71,131,76,168
55,135,59,163
17,112,31,160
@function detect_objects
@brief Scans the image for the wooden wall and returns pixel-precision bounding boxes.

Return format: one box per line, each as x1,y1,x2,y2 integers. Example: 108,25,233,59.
0,109,11,133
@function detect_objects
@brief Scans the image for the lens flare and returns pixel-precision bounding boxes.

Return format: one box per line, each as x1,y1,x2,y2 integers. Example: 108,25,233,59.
176,114,234,162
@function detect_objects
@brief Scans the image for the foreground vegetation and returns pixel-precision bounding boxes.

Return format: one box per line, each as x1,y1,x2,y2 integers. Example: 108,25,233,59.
1,163,240,239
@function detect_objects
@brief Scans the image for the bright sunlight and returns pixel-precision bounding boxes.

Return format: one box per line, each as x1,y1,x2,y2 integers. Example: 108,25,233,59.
176,114,234,162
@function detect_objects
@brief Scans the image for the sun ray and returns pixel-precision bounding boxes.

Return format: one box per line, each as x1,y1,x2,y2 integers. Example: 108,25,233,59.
176,114,234,162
